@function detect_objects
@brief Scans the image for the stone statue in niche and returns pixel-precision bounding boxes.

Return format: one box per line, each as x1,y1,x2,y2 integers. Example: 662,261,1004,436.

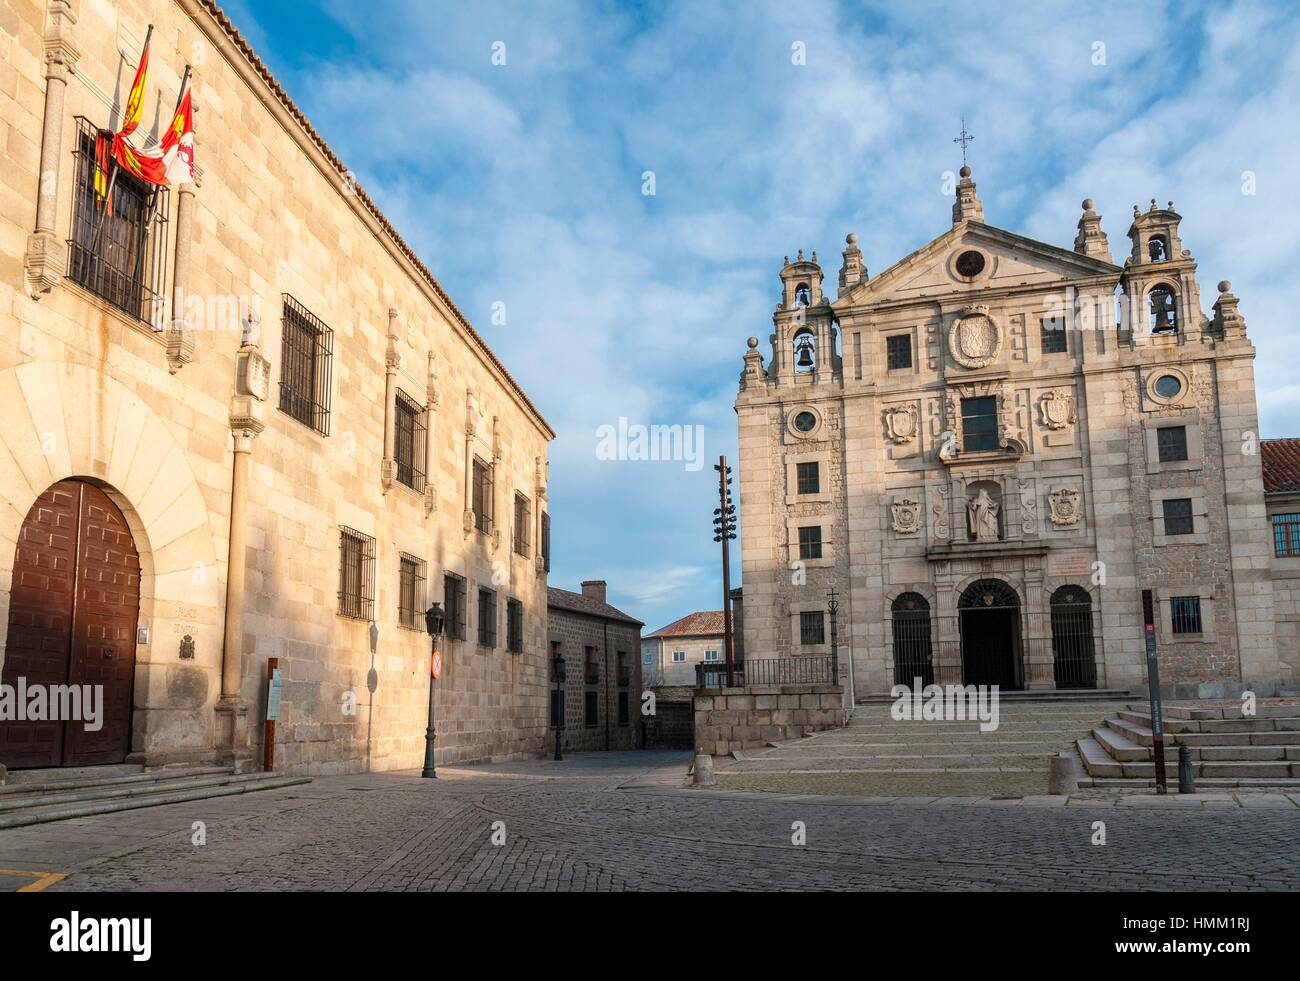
967,489,1000,542
891,498,921,534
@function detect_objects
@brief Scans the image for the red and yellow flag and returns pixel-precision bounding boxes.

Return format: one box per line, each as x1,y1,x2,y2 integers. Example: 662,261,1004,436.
95,26,171,203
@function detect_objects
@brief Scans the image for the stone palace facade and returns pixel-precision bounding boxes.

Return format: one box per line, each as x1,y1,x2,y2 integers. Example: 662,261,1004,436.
735,164,1293,698
0,0,553,779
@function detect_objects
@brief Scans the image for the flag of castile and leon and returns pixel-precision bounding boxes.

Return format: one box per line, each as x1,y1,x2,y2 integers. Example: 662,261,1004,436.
94,24,195,201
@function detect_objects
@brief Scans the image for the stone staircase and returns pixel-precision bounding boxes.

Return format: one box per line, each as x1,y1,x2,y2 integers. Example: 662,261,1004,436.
1076,701,1300,788
0,764,311,830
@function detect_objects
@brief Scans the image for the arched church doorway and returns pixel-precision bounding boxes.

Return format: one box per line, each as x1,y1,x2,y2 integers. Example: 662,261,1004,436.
1050,586,1097,689
958,579,1023,690
0,479,140,768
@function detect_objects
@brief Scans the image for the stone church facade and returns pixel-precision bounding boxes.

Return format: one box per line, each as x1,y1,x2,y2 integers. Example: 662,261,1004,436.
736,164,1290,698
0,0,553,779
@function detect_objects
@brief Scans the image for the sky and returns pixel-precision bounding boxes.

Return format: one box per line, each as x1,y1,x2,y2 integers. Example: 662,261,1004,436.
219,0,1300,632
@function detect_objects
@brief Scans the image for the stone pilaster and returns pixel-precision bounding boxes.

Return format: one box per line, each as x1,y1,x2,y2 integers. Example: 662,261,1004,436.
380,308,399,492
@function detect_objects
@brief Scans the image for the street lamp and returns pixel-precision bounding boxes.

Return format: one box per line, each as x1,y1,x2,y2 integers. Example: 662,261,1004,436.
552,651,566,761
422,601,445,779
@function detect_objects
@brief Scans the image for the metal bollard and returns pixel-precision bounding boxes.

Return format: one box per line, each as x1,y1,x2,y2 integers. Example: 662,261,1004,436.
1178,744,1195,794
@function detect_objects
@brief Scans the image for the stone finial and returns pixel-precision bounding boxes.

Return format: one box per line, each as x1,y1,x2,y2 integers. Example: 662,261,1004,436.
747,336,759,349
741,336,766,389
1212,280,1246,339
838,232,866,295
952,164,984,224
1073,197,1112,263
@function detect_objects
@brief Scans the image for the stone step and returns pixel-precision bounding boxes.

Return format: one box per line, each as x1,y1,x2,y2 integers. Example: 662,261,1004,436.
0,774,312,830
1076,737,1124,778
0,769,271,813
1083,776,1300,789
1176,730,1300,747
0,765,230,799
1123,708,1300,735
856,689,1131,704
1154,703,1300,721
1198,761,1297,779
1092,726,1179,763
1117,709,1196,733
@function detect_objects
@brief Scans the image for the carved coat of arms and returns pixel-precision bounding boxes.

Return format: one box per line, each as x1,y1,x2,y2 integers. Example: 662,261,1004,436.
884,403,919,444
948,306,1002,369
891,498,921,534
1039,388,1077,431
1048,487,1082,526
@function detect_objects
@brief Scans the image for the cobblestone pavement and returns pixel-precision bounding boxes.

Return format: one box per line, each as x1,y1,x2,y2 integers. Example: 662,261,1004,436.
0,752,1295,891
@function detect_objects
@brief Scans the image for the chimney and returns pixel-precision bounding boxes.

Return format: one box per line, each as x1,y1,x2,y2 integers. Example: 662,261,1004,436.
580,580,607,604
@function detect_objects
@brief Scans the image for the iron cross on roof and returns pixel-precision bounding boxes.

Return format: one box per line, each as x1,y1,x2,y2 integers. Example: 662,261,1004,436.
953,117,974,165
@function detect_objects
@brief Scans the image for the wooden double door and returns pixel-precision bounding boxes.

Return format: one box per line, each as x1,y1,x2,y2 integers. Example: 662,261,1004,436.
0,480,140,768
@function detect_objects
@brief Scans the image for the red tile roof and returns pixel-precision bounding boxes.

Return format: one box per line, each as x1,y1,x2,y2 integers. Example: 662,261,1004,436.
1262,438,1300,494
645,611,725,639
546,587,643,626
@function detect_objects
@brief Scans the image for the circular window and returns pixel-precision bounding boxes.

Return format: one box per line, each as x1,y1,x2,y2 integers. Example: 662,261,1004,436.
955,250,986,277
1154,375,1182,399
793,411,817,433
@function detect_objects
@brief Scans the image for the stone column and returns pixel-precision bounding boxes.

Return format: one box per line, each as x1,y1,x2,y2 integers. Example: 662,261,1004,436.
24,0,80,297
463,393,477,534
167,181,199,371
423,352,439,514
380,309,399,491
216,316,269,770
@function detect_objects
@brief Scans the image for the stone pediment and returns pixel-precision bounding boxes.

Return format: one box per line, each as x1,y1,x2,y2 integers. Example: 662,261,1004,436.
832,222,1121,312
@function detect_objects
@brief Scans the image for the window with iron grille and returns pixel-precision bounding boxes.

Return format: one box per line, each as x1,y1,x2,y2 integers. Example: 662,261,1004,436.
1272,513,1300,557
585,646,599,684
796,461,820,495
1157,426,1188,463
506,598,524,652
278,294,334,435
1170,595,1203,634
397,553,426,629
961,396,999,452
798,525,823,560
1040,318,1067,354
443,573,467,641
800,611,825,646
337,527,375,620
477,587,497,647
394,391,427,491
472,457,493,534
886,334,912,370
585,689,599,727
1162,498,1194,536
67,119,169,324
618,691,629,727
617,650,630,687
513,493,531,557
540,512,551,572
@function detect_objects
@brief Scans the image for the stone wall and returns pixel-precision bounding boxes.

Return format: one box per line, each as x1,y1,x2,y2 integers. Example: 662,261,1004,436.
545,610,640,754
693,685,844,756
644,686,694,749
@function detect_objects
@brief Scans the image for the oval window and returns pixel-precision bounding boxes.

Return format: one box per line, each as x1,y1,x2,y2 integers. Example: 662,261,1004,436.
793,411,817,433
955,250,986,277
1154,375,1182,399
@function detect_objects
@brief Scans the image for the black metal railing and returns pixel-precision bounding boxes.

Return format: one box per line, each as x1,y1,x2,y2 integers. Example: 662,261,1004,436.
695,655,836,689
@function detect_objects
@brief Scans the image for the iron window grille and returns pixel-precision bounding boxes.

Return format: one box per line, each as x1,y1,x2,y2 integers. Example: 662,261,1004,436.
394,391,427,491
584,647,600,684
540,512,551,572
1162,498,1194,536
1040,317,1067,354
618,691,630,727
506,598,524,653
584,690,599,727
886,334,912,370
1272,513,1300,557
617,651,630,687
1157,426,1189,463
477,587,497,647
337,527,375,620
796,461,820,495
279,294,334,435
68,118,169,325
443,573,467,640
800,611,826,646
513,493,531,557
961,396,999,452
1170,595,1203,634
397,553,426,629
472,457,493,534
798,525,823,560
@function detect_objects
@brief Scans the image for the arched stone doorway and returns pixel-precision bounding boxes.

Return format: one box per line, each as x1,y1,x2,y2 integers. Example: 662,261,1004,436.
1050,586,1097,689
0,479,141,768
891,592,933,686
958,579,1023,690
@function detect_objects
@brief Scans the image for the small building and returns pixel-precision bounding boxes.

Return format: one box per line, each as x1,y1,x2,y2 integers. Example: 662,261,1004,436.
546,582,643,753
1263,439,1300,683
642,612,726,687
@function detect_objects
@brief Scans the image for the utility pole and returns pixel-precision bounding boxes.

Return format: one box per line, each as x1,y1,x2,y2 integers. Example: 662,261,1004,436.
713,456,738,688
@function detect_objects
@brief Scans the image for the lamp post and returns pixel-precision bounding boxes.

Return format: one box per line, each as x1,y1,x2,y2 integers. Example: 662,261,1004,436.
422,601,445,779
827,588,840,684
552,651,566,761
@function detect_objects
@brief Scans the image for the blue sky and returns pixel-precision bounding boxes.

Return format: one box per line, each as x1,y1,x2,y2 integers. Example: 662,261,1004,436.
221,0,1300,631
